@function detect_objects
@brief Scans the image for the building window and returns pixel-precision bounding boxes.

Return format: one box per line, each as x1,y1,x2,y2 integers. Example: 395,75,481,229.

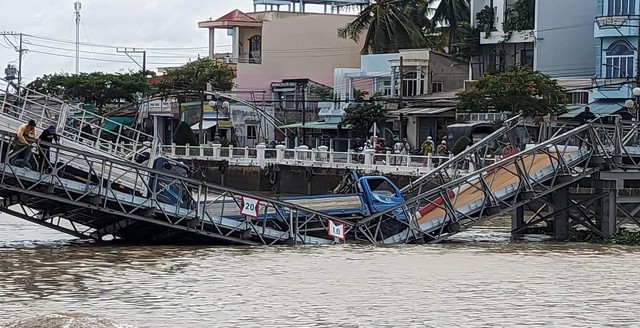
401,71,426,97
283,94,296,109
566,92,590,104
431,82,443,93
608,0,636,15
604,41,635,78
376,79,392,96
249,35,262,64
247,125,257,140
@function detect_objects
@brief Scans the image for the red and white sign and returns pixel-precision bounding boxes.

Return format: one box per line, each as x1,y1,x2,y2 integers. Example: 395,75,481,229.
328,220,345,240
240,196,260,218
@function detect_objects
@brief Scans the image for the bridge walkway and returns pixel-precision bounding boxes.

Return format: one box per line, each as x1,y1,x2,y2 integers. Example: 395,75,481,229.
355,119,639,244
0,130,349,245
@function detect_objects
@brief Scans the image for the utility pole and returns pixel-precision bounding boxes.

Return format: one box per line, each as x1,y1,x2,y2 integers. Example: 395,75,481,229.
301,81,307,146
398,56,404,140
74,1,81,74
116,48,147,72
17,33,23,87
0,32,26,86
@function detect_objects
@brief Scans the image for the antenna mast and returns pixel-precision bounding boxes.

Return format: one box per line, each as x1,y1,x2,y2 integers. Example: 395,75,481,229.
74,1,81,74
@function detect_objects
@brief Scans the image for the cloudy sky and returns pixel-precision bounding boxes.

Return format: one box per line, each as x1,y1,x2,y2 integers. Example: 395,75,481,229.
0,0,273,82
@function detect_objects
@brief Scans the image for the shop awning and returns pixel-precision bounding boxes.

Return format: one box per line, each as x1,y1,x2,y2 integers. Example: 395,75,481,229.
389,107,455,116
559,101,626,118
278,121,348,130
191,121,217,130
103,116,135,131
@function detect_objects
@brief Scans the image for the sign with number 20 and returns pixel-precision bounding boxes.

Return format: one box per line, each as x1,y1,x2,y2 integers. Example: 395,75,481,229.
240,196,260,218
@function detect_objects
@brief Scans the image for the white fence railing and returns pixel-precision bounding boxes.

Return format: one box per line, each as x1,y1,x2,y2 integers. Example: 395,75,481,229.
160,144,502,175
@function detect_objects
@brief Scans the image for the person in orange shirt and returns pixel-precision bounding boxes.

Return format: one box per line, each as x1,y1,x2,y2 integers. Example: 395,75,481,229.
10,120,37,167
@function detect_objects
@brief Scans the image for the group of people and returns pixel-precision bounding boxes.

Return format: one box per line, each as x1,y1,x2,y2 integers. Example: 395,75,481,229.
9,119,59,171
420,137,449,156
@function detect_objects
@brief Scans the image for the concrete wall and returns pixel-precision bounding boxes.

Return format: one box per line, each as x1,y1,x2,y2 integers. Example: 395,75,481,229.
188,159,415,195
428,52,468,93
235,12,362,92
535,0,597,78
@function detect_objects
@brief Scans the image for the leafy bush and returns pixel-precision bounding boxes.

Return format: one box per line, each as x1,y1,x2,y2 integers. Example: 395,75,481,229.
452,135,472,155
173,121,198,146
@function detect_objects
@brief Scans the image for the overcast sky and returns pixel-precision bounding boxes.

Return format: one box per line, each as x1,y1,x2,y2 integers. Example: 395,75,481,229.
0,0,267,83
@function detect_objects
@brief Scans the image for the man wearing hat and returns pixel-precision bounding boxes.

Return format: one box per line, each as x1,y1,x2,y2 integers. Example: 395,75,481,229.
37,125,59,173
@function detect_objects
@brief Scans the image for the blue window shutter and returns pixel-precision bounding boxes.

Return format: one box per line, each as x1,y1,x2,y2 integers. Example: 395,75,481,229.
598,0,604,15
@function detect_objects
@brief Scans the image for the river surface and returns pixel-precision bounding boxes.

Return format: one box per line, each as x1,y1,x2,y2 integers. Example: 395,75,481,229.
1,213,640,328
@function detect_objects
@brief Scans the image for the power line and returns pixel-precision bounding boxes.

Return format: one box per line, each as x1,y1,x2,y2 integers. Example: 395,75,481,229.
27,49,188,66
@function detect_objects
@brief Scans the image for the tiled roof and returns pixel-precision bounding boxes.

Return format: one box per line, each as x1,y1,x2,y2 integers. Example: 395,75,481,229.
215,10,258,23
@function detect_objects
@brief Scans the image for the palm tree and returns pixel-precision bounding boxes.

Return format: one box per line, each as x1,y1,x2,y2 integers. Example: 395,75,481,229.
431,0,470,54
338,0,430,54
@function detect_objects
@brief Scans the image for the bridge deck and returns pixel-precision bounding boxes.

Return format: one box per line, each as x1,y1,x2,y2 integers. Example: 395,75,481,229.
0,163,334,245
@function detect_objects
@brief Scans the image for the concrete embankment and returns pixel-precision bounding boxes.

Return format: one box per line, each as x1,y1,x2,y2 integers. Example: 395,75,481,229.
184,159,418,194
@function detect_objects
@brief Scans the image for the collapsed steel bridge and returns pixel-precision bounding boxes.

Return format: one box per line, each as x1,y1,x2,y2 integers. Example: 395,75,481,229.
1,78,640,245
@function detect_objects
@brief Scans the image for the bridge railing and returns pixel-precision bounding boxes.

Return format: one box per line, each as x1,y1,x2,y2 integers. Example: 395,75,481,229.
157,143,504,174
355,123,603,245
0,130,352,245
0,78,157,163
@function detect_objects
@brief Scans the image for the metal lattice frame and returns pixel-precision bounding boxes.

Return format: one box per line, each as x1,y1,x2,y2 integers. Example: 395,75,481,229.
0,78,157,164
0,130,351,245
355,122,628,244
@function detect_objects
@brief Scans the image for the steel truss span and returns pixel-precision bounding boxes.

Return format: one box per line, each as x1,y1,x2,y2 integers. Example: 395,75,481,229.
355,117,640,244
2,76,640,245
0,130,350,245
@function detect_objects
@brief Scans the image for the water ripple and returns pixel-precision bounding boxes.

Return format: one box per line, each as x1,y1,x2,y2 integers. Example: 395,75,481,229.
2,215,640,327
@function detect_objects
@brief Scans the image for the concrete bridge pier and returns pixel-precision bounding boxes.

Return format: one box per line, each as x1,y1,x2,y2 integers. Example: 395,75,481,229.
552,185,570,241
594,179,618,238
511,206,525,239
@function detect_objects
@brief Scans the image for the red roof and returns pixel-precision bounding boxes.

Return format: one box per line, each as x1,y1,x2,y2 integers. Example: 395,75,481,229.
147,76,165,86
215,10,258,23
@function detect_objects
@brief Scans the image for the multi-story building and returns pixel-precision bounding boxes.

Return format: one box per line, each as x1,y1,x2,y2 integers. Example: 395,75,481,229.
589,0,640,119
468,0,597,106
331,49,468,147
198,4,362,96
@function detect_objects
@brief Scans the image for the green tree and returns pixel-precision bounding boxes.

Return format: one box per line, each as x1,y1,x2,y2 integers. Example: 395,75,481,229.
451,135,471,155
340,103,387,138
27,71,151,115
353,88,369,101
454,22,482,60
173,121,198,147
338,0,429,54
310,85,334,100
432,0,471,53
156,58,235,144
456,66,567,117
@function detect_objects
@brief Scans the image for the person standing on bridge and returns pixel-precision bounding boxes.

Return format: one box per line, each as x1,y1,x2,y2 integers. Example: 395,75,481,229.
575,106,596,124
9,119,37,167
37,125,59,173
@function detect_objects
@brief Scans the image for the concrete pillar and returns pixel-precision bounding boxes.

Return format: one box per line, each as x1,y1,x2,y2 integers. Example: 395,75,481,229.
232,27,240,60
363,149,376,165
256,143,266,166
511,206,525,239
275,144,286,162
318,145,329,161
208,28,215,59
212,143,221,158
416,66,422,95
552,186,570,240
390,67,397,97
595,179,617,238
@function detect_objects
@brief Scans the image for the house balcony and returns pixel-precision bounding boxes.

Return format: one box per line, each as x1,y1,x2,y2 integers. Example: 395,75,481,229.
594,77,635,99
224,55,262,65
594,15,640,38
479,29,536,44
